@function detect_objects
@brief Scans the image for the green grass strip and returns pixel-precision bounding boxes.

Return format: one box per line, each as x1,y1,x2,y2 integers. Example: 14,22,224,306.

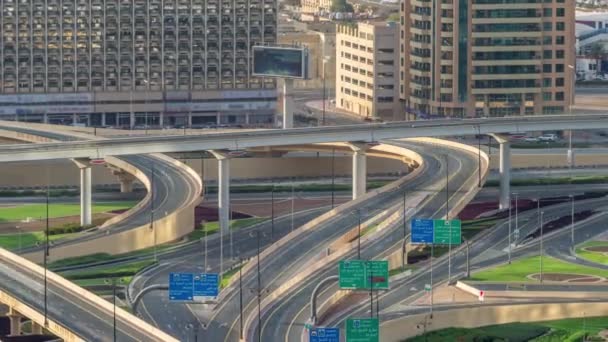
470,255,608,282
0,201,136,222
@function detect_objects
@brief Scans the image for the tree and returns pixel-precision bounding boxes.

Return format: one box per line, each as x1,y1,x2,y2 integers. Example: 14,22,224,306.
588,42,606,76
331,0,354,12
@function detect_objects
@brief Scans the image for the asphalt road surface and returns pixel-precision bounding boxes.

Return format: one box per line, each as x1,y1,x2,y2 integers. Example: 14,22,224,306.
257,139,484,342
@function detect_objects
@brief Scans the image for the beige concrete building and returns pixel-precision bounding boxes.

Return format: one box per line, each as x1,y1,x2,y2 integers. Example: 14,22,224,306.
335,22,400,120
0,0,278,127
301,0,332,14
399,0,575,117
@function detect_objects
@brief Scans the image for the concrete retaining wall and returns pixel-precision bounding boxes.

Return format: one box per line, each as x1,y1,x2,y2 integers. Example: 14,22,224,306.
381,301,608,342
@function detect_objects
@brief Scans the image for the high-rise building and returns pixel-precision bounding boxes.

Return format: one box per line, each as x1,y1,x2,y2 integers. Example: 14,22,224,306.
300,0,332,14
399,0,575,117
0,0,277,127
335,22,400,121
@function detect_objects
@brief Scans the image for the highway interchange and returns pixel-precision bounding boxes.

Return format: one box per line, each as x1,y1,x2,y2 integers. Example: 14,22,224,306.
0,115,607,341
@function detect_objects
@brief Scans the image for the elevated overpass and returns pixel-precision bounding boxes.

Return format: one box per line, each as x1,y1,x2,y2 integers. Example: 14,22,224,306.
0,248,178,341
0,115,605,211
0,115,605,162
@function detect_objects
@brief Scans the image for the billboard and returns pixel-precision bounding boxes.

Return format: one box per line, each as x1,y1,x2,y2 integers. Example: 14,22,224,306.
252,46,309,79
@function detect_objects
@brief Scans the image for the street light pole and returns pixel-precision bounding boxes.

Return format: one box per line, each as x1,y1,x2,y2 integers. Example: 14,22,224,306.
239,259,244,341
113,277,117,342
402,191,407,271
445,155,452,283
331,148,335,209
358,210,362,259
256,231,262,342
322,60,326,126
508,195,512,264
44,183,49,327
16,226,21,251
514,193,518,242
291,182,295,232
540,211,544,283
571,195,575,248
271,184,275,241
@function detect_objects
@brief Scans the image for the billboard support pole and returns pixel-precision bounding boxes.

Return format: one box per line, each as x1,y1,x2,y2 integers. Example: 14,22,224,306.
282,79,294,129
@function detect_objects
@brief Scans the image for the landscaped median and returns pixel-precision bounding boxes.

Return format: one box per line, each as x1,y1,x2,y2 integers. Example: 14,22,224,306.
404,316,608,342
469,255,608,283
0,201,136,222
576,241,608,265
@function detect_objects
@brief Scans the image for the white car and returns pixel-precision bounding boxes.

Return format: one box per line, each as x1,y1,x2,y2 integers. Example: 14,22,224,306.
538,134,558,142
523,136,538,142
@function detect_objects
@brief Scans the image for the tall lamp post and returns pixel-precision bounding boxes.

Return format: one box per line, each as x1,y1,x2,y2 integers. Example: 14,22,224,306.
322,57,331,126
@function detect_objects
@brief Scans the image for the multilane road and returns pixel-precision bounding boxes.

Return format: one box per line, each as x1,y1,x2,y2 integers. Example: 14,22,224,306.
259,139,484,342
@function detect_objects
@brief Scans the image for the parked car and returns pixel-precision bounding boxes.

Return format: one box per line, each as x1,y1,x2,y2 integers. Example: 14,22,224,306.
538,134,558,142
523,136,539,142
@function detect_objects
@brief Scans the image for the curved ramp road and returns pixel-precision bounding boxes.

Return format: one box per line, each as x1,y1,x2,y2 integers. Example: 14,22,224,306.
256,139,484,342
0,124,198,340
198,139,485,342
0,124,200,255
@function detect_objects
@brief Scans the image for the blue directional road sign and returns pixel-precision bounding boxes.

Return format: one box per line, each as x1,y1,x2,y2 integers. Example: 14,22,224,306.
309,327,339,342
411,219,434,244
193,273,219,301
169,273,194,301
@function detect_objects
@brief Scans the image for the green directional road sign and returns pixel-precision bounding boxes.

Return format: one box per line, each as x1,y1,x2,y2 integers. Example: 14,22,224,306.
433,219,461,244
346,318,379,342
339,260,389,290
339,260,367,289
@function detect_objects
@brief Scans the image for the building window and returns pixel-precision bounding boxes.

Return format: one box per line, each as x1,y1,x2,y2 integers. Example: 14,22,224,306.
556,22,565,31
543,50,552,59
556,36,565,44
543,78,551,87
556,8,565,16
543,22,552,31
543,36,552,44
543,8,552,16
555,92,564,101
556,50,564,58
556,64,564,72
556,77,564,86
543,92,552,101
543,64,552,73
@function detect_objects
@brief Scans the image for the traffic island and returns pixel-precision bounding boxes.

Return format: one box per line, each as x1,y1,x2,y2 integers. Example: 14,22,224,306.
576,241,608,265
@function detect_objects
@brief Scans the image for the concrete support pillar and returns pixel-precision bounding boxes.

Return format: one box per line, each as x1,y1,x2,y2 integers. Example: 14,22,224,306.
129,112,136,129
31,322,43,334
159,112,164,127
101,113,106,127
72,113,78,125
187,112,193,127
217,157,230,234
43,113,49,124
113,171,136,193
8,314,21,335
282,78,294,129
352,149,367,200
348,143,369,200
80,166,92,226
498,139,511,210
